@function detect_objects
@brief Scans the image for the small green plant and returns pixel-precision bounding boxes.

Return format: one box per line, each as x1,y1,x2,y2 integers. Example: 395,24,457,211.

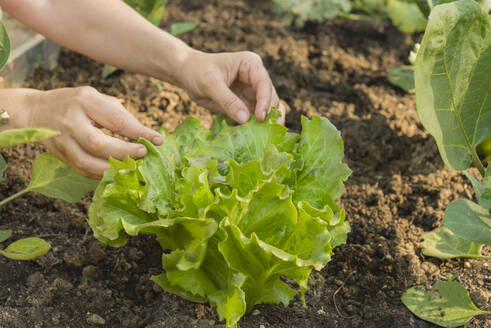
89,109,351,327
101,0,199,79
0,128,98,260
272,0,427,34
271,0,352,27
402,1,490,326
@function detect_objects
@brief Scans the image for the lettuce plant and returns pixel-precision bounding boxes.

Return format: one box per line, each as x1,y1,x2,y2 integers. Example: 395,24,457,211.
89,110,351,326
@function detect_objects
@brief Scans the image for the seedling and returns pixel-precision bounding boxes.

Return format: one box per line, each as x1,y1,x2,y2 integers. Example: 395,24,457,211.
0,128,98,260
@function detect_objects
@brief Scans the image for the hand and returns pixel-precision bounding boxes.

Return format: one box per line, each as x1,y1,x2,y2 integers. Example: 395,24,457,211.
178,51,286,124
14,87,163,179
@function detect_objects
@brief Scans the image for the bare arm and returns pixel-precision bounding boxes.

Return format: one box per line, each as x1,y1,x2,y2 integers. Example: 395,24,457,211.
0,0,190,86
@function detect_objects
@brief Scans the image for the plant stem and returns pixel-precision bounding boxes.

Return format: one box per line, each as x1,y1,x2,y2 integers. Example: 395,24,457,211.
0,188,29,207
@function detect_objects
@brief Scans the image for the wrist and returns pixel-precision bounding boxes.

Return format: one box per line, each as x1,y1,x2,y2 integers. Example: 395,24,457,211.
151,33,201,88
0,89,39,131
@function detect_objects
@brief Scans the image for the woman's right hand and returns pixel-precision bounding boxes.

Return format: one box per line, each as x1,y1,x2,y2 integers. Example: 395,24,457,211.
1,87,163,179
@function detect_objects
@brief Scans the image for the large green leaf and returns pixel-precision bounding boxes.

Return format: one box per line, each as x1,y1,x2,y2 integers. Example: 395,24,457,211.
0,237,50,260
0,128,59,148
292,115,351,209
442,199,491,245
402,280,490,327
387,0,427,34
28,153,98,203
421,226,489,259
415,0,491,171
0,21,10,70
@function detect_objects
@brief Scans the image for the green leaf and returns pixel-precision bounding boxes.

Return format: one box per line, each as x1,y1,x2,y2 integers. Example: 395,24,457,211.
28,153,98,203
0,21,10,70
481,165,491,210
463,166,491,211
387,0,427,34
388,65,415,93
0,237,51,260
170,21,200,36
421,226,489,259
186,110,299,172
415,0,491,171
0,128,59,148
442,199,491,245
124,0,167,25
415,0,456,17
402,280,490,327
101,64,119,79
0,229,12,243
292,115,351,209
137,139,175,215
88,156,158,246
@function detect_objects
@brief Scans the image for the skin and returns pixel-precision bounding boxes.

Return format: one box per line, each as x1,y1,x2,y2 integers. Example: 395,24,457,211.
0,0,285,179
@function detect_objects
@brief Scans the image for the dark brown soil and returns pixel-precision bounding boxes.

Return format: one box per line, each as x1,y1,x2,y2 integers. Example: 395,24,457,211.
1,1,489,328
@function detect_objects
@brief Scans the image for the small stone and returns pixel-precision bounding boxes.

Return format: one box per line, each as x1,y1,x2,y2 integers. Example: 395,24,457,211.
82,265,101,281
27,272,46,289
87,313,105,326
63,248,84,267
464,262,471,269
52,278,74,292
470,290,488,309
87,242,106,264
252,309,260,316
128,247,143,261
259,325,265,328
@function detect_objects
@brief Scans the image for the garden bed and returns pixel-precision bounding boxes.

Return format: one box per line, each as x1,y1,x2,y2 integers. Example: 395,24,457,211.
0,1,489,327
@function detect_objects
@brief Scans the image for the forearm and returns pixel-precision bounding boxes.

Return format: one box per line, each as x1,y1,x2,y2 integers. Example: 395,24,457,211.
0,0,194,86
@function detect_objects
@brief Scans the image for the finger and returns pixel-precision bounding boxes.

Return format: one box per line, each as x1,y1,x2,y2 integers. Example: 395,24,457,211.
233,84,256,112
80,89,163,145
269,86,280,116
203,71,251,123
277,101,286,126
63,137,111,179
72,111,148,160
238,55,272,121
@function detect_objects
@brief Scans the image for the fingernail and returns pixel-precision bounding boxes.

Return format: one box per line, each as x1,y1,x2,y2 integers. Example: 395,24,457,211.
137,146,147,157
237,110,249,123
152,135,163,145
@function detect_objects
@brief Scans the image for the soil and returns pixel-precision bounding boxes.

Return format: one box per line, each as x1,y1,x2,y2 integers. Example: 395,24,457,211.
0,1,489,328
